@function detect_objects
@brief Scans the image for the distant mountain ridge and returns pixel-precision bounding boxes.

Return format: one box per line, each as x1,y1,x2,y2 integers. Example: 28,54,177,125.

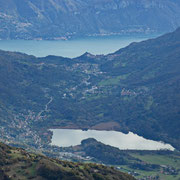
0,28,180,151
0,0,180,39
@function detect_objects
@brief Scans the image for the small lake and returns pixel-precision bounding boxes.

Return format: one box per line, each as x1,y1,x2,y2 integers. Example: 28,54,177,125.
50,129,174,150
0,34,158,58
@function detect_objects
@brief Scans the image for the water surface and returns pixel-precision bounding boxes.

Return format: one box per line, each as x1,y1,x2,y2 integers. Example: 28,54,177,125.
0,35,158,58
50,129,174,150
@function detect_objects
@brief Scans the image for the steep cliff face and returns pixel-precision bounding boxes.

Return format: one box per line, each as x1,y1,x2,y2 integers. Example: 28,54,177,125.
0,0,180,39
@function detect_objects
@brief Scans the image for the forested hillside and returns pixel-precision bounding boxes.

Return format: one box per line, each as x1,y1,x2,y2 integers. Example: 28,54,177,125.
0,28,180,150
0,142,135,180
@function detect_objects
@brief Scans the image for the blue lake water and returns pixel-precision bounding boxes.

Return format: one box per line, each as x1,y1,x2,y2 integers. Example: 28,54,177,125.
0,34,158,58
50,129,174,150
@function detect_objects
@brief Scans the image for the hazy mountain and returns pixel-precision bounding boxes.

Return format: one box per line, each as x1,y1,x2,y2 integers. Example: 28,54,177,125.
0,0,180,39
0,28,180,151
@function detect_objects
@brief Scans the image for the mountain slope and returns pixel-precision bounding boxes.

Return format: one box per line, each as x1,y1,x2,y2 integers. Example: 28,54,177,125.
0,0,180,39
0,28,180,150
0,142,135,180
96,27,180,145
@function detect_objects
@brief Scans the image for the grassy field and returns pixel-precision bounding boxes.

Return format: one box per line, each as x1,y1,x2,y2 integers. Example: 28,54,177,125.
131,153,180,168
118,152,180,180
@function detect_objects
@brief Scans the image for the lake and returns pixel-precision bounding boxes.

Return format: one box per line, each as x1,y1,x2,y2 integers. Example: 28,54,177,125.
50,129,174,150
0,34,158,58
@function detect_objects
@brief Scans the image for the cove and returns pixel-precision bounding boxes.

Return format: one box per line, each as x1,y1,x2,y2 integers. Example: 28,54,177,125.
50,129,174,151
